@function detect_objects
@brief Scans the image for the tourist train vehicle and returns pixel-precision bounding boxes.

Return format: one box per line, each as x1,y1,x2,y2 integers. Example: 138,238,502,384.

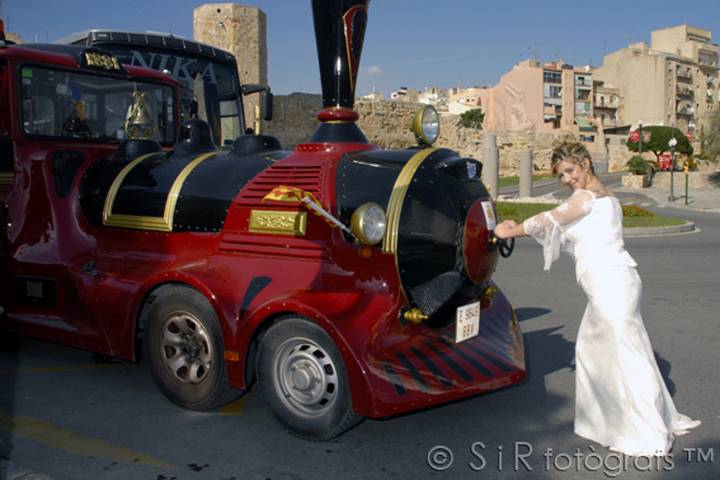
59,27,262,148
0,0,525,439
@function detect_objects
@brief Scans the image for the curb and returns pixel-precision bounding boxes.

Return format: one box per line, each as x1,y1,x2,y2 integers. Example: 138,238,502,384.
499,179,557,195
623,220,697,238
614,186,720,214
0,460,53,480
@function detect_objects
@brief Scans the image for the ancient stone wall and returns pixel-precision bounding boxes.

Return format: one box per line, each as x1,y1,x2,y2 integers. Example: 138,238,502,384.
268,95,638,175
264,93,321,148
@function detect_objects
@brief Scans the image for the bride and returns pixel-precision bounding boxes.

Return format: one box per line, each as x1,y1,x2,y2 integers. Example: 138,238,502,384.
493,141,700,456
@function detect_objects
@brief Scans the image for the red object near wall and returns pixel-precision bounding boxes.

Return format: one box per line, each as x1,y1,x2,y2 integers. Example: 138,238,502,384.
659,152,673,171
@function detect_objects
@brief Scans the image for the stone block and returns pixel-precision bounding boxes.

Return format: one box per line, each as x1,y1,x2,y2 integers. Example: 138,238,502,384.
621,174,650,188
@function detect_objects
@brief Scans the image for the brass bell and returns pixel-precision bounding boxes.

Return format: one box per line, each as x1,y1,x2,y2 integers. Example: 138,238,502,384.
124,91,155,140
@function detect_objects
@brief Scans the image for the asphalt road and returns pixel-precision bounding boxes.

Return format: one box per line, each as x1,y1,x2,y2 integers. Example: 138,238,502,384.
1,183,718,480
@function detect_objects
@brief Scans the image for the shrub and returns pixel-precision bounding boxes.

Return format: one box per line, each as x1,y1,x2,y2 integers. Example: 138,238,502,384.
626,155,650,175
622,204,655,218
458,108,485,129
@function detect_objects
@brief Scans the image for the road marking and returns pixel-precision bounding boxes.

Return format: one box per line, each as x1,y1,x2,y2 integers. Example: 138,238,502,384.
0,409,175,469
0,364,131,375
220,397,246,416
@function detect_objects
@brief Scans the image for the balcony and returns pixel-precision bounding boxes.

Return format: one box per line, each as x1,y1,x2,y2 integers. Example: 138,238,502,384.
594,103,618,110
544,105,557,115
676,68,693,81
676,106,694,116
676,87,694,98
574,76,592,88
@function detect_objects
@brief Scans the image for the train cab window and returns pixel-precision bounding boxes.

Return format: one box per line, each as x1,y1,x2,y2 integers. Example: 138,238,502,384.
19,66,176,144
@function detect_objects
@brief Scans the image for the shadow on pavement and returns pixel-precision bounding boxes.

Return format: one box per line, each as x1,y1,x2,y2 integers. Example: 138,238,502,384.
514,307,551,322
655,353,676,397
0,333,21,480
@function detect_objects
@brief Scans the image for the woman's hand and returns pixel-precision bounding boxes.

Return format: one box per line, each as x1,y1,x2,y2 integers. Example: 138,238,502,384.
494,220,518,239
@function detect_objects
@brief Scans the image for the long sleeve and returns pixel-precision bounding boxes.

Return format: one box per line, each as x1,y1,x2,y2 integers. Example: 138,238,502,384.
522,189,594,271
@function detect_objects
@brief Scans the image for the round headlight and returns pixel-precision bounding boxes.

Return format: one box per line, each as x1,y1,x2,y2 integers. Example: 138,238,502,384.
411,105,439,146
351,202,387,245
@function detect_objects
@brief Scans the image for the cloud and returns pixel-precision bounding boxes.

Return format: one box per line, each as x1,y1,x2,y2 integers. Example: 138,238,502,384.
362,65,382,76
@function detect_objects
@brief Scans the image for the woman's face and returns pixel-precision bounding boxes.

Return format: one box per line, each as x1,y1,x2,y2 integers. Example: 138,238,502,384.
555,158,591,191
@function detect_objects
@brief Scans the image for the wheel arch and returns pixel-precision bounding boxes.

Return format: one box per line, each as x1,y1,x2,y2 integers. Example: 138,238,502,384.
243,303,376,417
133,276,228,362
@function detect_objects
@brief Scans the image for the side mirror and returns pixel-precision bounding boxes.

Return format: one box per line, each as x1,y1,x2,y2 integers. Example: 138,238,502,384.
262,91,273,121
242,83,273,122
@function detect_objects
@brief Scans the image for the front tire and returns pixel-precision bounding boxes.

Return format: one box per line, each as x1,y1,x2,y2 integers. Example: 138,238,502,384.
143,285,241,410
257,317,361,440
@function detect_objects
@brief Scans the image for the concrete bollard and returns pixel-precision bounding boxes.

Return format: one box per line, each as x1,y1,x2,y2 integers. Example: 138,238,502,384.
519,150,533,198
482,133,499,200
593,150,609,174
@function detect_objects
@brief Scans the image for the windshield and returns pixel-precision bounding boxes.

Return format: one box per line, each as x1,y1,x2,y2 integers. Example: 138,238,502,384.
106,46,244,146
20,66,176,144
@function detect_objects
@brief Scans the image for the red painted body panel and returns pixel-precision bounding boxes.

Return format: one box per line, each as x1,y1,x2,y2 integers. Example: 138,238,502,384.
0,43,526,421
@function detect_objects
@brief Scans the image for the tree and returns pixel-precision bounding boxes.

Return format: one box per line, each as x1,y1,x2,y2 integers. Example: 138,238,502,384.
459,108,484,129
626,125,693,160
700,110,720,162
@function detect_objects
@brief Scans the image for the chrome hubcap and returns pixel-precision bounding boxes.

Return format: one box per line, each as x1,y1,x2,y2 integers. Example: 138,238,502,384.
160,313,212,384
273,338,338,418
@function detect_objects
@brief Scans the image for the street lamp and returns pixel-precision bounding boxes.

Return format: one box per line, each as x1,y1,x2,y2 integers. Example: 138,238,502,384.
638,120,644,155
668,136,677,202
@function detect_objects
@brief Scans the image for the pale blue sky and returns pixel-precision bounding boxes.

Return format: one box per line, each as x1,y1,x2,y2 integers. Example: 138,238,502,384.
5,1,720,97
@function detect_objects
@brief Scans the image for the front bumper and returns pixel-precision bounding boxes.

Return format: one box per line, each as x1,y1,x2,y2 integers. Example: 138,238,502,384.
362,282,526,418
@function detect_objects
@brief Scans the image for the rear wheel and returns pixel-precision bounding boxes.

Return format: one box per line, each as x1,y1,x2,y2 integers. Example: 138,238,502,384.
257,317,361,440
143,285,241,410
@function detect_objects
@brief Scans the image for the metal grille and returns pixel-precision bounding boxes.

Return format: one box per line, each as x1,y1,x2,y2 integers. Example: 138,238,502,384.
409,271,463,317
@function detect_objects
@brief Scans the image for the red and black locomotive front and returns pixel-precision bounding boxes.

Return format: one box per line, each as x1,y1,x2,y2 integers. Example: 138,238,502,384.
0,1,525,440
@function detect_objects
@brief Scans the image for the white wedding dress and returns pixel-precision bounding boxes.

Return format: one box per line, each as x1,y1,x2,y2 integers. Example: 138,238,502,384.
523,189,700,456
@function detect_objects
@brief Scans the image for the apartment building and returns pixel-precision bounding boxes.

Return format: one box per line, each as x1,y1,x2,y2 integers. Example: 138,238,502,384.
446,86,490,114
593,25,719,135
389,86,419,102
360,91,384,101
417,87,448,105
593,81,622,129
483,59,595,135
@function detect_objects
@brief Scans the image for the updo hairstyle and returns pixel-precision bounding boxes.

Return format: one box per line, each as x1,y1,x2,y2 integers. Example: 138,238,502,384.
551,141,594,175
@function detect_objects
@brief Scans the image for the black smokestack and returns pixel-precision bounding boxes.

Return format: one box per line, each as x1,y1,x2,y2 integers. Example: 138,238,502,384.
311,0,369,123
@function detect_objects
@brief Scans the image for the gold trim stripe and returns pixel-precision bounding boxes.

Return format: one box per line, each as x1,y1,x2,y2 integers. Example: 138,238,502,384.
103,151,218,232
103,152,163,226
381,148,438,254
165,151,219,223
342,4,368,97
0,172,14,185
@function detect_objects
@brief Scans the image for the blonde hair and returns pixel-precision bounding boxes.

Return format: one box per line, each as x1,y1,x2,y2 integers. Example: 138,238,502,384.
551,141,594,175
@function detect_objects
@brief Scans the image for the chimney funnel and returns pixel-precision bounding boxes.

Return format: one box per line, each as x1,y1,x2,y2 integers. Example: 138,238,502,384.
310,0,370,142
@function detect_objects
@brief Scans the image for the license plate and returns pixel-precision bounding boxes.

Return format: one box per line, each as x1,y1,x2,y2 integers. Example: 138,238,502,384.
455,301,480,343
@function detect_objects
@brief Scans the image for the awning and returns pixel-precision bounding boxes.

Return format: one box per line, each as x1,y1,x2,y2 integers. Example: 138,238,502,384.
575,117,595,131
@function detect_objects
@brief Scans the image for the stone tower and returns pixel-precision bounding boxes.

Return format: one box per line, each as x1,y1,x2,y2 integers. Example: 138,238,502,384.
193,3,268,131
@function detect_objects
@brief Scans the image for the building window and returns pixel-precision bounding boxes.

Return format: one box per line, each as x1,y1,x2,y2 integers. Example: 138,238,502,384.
575,75,591,87
544,71,561,83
